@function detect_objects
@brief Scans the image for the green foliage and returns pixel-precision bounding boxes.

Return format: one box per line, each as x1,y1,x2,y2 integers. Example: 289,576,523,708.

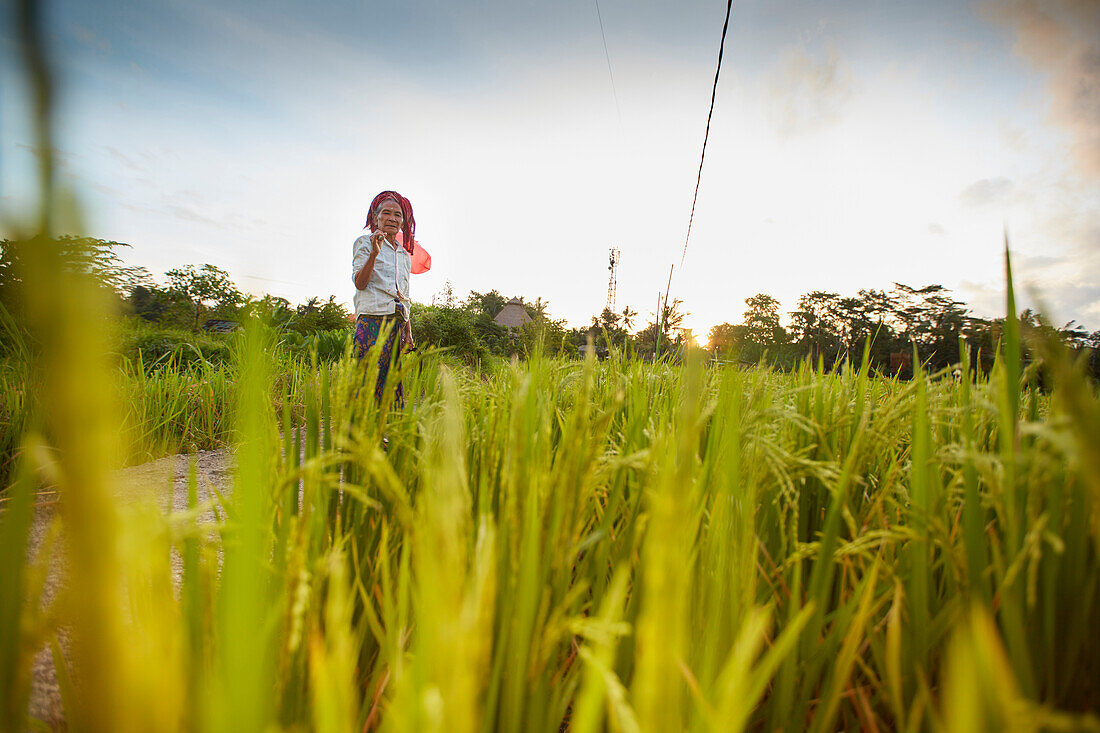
0,236,143,303
4,254,1100,728
165,263,244,330
711,283,1100,378
632,298,689,357
0,236,146,353
517,315,572,357
579,308,630,351
742,293,787,347
413,303,491,361
463,289,508,319
239,294,294,331
113,317,233,368
278,329,351,362
126,283,188,324
411,296,572,361
8,332,1100,730
0,353,32,490
707,321,743,356
287,296,351,334
789,290,842,361
116,355,235,458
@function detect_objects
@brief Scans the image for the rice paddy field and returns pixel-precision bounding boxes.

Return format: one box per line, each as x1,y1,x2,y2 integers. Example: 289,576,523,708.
2,233,1099,732
3,10,1099,728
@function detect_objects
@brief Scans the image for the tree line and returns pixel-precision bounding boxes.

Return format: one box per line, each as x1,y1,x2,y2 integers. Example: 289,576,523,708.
703,285,1099,376
3,237,1096,377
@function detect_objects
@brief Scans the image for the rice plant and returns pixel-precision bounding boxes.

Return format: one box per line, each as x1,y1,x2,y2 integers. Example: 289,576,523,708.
8,271,1100,730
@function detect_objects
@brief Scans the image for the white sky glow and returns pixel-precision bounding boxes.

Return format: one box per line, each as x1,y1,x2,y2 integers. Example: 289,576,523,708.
1,0,1097,336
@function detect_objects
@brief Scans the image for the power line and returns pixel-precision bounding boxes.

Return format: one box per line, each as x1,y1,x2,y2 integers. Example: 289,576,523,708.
654,0,735,356
593,0,622,126
680,0,734,266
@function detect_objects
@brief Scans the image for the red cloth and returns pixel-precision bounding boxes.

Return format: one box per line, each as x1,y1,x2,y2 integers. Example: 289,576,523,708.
365,190,431,274
404,235,432,274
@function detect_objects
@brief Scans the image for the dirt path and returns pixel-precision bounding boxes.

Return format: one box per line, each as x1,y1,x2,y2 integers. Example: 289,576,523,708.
25,449,236,731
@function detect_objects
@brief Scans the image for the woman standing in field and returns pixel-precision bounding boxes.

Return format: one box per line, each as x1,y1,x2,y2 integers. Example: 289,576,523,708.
352,190,429,404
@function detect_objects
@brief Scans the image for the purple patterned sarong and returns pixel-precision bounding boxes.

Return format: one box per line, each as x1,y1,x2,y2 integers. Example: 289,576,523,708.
353,314,403,405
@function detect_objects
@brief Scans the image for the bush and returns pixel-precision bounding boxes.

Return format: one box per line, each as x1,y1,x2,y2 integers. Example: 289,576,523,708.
412,302,574,361
0,358,32,489
279,329,352,362
113,317,233,369
413,304,491,362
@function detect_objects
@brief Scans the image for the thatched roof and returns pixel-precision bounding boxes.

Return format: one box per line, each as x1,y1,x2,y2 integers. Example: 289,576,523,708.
493,297,532,329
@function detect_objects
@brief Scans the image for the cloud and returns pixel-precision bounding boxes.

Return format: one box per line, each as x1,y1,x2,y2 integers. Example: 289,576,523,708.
957,279,1004,318
978,1,1100,328
104,146,147,175
15,143,80,174
165,204,224,227
956,197,1100,330
959,176,1014,206
959,268,1100,329
999,121,1028,152
767,46,852,138
1030,281,1100,328
1015,252,1062,271
89,181,124,198
1016,211,1100,328
71,24,112,55
987,0,1100,178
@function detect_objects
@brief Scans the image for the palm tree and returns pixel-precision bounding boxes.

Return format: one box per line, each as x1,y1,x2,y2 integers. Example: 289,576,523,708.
661,298,686,336
621,306,637,331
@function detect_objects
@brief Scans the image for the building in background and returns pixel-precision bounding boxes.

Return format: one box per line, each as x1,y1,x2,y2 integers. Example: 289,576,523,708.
493,297,532,330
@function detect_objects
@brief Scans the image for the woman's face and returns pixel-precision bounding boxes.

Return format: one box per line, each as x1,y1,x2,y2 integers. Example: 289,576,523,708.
376,201,404,239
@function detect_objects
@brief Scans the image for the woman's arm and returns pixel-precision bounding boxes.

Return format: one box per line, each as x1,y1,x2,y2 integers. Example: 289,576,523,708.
353,232,385,290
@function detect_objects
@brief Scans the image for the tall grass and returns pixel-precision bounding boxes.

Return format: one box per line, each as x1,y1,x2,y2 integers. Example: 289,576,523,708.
2,337,320,477
9,285,1100,730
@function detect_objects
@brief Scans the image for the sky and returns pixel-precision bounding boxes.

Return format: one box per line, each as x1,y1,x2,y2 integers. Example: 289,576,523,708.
2,0,1098,338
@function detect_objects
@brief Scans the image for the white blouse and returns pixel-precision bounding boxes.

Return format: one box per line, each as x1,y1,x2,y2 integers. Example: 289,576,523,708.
351,234,411,317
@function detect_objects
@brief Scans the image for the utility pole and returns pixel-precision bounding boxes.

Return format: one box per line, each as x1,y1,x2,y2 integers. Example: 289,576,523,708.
652,291,662,361
654,264,674,360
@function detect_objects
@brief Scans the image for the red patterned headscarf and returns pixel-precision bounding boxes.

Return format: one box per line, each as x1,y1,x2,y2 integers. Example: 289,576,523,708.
364,190,431,274
365,190,415,254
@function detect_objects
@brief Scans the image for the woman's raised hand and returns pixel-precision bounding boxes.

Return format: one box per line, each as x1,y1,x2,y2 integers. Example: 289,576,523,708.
370,230,385,257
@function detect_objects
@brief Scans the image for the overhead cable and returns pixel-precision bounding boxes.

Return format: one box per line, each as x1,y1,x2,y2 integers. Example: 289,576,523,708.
593,0,622,126
680,0,734,266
